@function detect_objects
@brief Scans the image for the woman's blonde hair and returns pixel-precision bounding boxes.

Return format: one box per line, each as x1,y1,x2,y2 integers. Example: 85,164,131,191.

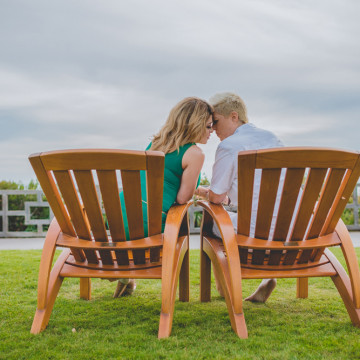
150,97,213,154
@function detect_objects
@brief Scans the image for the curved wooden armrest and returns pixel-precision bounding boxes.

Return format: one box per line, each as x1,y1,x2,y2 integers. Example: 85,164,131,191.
164,200,193,240
37,217,61,309
335,219,360,308
161,200,193,312
197,200,243,313
197,200,236,241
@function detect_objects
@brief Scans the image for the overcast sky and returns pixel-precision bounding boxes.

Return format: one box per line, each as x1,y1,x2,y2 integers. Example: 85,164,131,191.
1,0,359,184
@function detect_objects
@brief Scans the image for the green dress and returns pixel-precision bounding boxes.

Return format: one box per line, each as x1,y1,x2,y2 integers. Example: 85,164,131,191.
120,143,200,239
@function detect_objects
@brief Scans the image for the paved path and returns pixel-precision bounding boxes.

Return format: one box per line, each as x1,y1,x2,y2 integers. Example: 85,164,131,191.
1,233,360,250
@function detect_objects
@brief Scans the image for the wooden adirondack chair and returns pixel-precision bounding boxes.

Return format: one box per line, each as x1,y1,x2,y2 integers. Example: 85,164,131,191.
198,147,360,338
29,149,191,338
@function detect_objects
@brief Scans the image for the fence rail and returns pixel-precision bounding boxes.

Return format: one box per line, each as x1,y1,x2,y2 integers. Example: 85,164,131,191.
0,183,359,238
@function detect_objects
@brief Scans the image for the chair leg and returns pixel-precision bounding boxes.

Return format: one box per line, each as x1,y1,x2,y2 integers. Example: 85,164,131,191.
297,278,308,298
31,249,69,334
211,255,247,338
179,250,189,302
200,248,211,302
201,237,248,338
325,249,360,326
158,270,179,339
158,237,188,338
80,278,91,300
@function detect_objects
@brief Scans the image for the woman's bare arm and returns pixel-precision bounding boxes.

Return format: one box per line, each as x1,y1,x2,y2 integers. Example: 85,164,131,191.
176,145,205,204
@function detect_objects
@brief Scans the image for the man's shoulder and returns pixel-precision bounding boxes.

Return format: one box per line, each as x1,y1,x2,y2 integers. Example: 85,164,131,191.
219,123,283,152
239,123,279,138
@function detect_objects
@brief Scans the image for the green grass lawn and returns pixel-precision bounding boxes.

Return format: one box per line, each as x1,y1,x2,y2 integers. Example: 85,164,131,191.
1,248,360,360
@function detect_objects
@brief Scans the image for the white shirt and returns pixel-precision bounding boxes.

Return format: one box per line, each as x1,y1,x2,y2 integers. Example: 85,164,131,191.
210,123,284,237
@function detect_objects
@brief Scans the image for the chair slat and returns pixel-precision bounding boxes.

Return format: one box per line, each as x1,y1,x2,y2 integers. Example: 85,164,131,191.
239,248,248,265
322,156,360,234
251,250,266,265
97,170,129,265
29,155,76,237
54,170,98,264
237,152,256,236
267,250,283,265
273,168,305,241
74,170,113,265
269,169,305,265
146,151,165,262
306,169,345,240
283,168,327,265
121,170,145,264
29,154,85,262
297,249,313,264
289,168,328,241
282,250,298,265
255,169,281,239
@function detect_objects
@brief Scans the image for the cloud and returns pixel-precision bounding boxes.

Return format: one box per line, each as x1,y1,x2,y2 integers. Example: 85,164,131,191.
0,0,359,183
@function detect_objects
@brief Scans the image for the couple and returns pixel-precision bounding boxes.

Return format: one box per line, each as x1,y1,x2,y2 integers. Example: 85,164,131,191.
114,92,283,303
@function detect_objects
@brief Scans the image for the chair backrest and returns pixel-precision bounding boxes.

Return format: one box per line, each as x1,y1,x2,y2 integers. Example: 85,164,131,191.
29,149,164,265
237,147,360,242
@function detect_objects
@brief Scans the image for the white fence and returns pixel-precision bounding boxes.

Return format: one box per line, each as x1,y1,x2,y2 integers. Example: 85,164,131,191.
0,184,359,237
0,190,53,237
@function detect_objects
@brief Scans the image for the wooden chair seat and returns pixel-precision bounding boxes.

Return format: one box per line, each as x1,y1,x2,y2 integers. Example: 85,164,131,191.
202,235,337,278
29,149,191,338
198,147,360,338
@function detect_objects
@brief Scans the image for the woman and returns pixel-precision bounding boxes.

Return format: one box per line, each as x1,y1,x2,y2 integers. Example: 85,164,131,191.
114,97,213,297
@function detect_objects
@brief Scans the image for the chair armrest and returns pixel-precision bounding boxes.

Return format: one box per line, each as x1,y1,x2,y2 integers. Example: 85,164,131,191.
197,200,243,314
161,200,193,312
164,201,193,239
37,217,61,309
196,200,236,241
335,219,360,308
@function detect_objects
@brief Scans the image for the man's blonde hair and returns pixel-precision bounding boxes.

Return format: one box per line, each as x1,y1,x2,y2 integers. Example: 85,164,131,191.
209,92,248,124
150,97,213,154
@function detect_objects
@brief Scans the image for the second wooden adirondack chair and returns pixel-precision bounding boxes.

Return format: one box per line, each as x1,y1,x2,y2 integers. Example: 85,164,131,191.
198,147,360,338
29,149,192,338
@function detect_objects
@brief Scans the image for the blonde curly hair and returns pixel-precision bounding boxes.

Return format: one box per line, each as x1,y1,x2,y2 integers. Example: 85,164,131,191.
150,97,214,154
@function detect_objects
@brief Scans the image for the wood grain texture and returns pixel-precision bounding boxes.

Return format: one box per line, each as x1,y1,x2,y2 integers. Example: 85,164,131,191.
121,170,145,264
237,152,256,236
197,148,360,337
54,170,98,263
255,169,281,239
306,168,345,239
41,149,147,171
146,151,165,262
289,168,328,241
29,149,189,338
74,170,113,265
272,168,305,241
97,170,129,265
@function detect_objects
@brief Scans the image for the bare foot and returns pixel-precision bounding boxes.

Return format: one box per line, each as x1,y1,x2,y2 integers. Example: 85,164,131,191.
245,279,277,303
113,279,136,298
113,281,127,298
124,279,136,295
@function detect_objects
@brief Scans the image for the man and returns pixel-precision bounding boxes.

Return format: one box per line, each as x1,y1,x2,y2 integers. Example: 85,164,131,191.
208,92,283,302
